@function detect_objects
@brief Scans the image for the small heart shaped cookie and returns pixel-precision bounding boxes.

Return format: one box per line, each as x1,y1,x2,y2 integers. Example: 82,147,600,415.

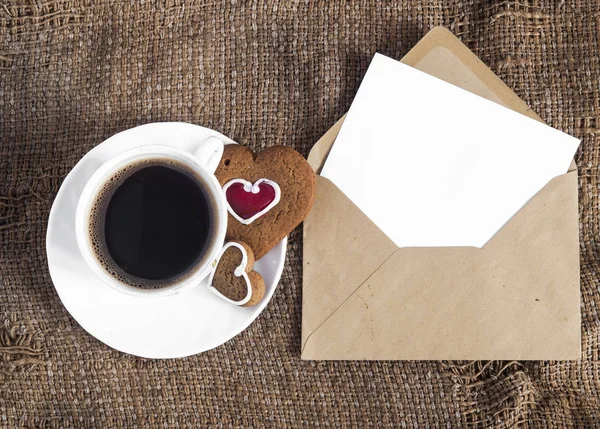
208,241,265,306
215,145,316,259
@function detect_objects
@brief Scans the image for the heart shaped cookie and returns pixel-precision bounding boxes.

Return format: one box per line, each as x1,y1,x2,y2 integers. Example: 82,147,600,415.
215,145,316,259
208,241,265,306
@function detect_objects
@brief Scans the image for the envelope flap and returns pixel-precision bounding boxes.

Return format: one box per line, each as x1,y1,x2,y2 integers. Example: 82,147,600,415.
401,27,542,122
307,26,547,172
302,176,398,348
302,247,580,360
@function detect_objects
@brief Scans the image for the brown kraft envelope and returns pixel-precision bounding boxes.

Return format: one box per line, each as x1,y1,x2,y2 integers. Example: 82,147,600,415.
301,27,580,361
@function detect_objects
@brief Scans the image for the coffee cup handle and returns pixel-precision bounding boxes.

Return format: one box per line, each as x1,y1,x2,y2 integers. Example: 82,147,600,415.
194,136,224,172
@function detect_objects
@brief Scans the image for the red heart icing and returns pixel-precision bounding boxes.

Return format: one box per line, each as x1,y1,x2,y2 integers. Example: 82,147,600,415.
225,180,277,220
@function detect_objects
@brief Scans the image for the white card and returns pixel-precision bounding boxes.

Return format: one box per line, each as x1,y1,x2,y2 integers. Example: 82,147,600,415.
321,53,580,248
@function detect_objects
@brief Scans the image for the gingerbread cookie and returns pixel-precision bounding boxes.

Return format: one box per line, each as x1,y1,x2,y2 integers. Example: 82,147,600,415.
215,145,316,259
208,241,265,306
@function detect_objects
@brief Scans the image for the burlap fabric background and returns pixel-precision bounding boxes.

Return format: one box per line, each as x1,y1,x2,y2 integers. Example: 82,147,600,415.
1,1,599,427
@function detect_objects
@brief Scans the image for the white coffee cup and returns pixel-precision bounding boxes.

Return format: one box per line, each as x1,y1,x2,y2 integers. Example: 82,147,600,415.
75,137,227,297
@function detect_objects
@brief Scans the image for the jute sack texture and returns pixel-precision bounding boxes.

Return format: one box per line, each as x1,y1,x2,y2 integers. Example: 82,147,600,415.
1,1,599,427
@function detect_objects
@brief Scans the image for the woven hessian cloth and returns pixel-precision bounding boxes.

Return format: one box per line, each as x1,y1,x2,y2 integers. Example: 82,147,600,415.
1,1,599,427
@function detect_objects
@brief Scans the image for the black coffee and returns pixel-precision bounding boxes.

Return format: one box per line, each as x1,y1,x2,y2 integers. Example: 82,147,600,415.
89,158,218,288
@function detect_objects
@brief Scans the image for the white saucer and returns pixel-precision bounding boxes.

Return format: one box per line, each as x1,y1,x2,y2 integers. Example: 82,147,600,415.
46,123,287,359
